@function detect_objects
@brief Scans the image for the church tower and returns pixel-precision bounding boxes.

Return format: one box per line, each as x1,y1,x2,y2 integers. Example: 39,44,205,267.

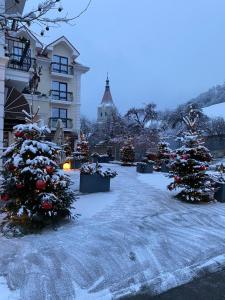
97,75,116,123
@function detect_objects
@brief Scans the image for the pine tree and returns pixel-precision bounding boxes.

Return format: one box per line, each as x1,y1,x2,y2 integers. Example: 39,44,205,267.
155,141,171,171
168,105,215,202
120,138,135,165
1,112,74,231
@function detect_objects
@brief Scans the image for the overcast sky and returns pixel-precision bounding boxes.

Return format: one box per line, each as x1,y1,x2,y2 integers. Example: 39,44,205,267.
25,0,225,120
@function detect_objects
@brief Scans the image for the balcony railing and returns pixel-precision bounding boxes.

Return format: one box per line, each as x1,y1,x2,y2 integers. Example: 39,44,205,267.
50,62,74,75
6,37,32,72
49,90,73,101
49,118,73,129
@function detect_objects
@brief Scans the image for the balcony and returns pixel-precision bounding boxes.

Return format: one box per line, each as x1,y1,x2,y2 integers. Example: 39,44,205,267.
49,90,73,102
50,62,74,76
49,118,73,130
6,37,32,72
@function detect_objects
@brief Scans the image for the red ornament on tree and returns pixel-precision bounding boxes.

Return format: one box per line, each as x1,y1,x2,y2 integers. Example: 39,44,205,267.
36,180,46,190
41,201,53,210
8,164,16,171
1,193,9,201
15,131,24,138
16,183,24,189
199,165,207,171
170,153,177,159
174,176,181,183
181,154,189,160
46,165,54,174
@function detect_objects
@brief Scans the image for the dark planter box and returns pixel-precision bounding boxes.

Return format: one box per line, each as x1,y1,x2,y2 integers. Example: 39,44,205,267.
161,162,170,173
71,159,82,169
136,162,153,174
79,174,110,193
215,182,225,202
92,156,110,163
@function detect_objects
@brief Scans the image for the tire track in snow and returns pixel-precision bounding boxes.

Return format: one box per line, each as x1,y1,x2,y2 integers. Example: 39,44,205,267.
0,166,225,299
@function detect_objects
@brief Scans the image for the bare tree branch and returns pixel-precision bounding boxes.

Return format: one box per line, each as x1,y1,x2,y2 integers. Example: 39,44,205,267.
0,0,92,36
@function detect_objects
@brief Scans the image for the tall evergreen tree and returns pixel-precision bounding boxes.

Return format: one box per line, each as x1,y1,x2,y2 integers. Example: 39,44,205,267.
1,111,74,231
168,105,215,202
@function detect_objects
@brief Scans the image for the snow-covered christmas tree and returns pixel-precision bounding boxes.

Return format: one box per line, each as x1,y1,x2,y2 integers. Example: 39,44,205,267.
120,138,135,165
168,105,215,202
1,110,74,231
75,134,89,162
155,141,171,171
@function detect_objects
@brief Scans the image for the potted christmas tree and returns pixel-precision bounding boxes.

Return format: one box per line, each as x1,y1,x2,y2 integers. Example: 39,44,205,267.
155,141,171,172
120,138,135,166
79,163,117,193
168,105,215,203
0,110,74,234
70,134,89,169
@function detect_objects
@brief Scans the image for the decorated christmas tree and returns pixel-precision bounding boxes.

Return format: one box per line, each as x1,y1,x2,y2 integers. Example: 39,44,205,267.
76,134,89,162
155,141,171,171
1,110,74,232
120,138,135,165
168,105,215,202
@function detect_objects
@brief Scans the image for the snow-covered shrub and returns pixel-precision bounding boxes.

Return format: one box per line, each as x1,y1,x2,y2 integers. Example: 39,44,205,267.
80,163,117,178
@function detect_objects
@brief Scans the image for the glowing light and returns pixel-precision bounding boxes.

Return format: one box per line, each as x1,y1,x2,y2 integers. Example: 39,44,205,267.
63,162,71,171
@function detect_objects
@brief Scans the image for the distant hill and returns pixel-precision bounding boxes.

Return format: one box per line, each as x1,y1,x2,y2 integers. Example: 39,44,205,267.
188,82,225,108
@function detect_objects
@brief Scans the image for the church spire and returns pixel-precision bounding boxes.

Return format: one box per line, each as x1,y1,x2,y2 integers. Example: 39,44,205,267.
102,74,113,104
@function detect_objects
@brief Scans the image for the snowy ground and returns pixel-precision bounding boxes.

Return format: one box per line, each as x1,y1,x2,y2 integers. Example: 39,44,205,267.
1,165,225,299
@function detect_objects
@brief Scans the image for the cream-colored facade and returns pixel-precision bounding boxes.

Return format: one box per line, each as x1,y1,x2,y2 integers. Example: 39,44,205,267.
0,0,89,148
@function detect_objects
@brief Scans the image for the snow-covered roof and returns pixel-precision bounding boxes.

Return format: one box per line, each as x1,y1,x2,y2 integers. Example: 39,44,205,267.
203,102,225,119
45,36,80,58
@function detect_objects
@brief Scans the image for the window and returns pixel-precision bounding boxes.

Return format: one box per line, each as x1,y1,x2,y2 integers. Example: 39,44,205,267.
52,55,69,74
12,46,23,60
51,81,68,100
52,108,68,127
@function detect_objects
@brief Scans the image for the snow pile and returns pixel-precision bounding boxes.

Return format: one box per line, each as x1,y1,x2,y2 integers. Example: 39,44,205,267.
203,102,225,119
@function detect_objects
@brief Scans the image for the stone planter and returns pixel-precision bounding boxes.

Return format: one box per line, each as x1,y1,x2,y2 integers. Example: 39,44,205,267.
161,162,170,173
92,156,110,164
136,162,153,174
79,174,110,193
71,159,82,169
214,182,225,202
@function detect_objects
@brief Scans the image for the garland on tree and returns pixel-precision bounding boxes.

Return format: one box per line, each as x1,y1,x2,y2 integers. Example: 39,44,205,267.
120,138,135,165
168,105,215,202
1,111,74,232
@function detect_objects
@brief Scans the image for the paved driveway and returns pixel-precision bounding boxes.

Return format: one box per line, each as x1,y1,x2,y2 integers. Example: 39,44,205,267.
0,165,225,299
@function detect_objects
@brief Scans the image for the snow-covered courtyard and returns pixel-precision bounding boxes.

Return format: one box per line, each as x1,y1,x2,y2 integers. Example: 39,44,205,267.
1,164,225,300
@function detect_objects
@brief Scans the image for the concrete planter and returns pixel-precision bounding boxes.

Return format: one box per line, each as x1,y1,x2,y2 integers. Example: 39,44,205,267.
136,162,154,174
71,159,82,169
215,182,225,202
79,174,110,193
92,156,110,164
161,162,170,173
